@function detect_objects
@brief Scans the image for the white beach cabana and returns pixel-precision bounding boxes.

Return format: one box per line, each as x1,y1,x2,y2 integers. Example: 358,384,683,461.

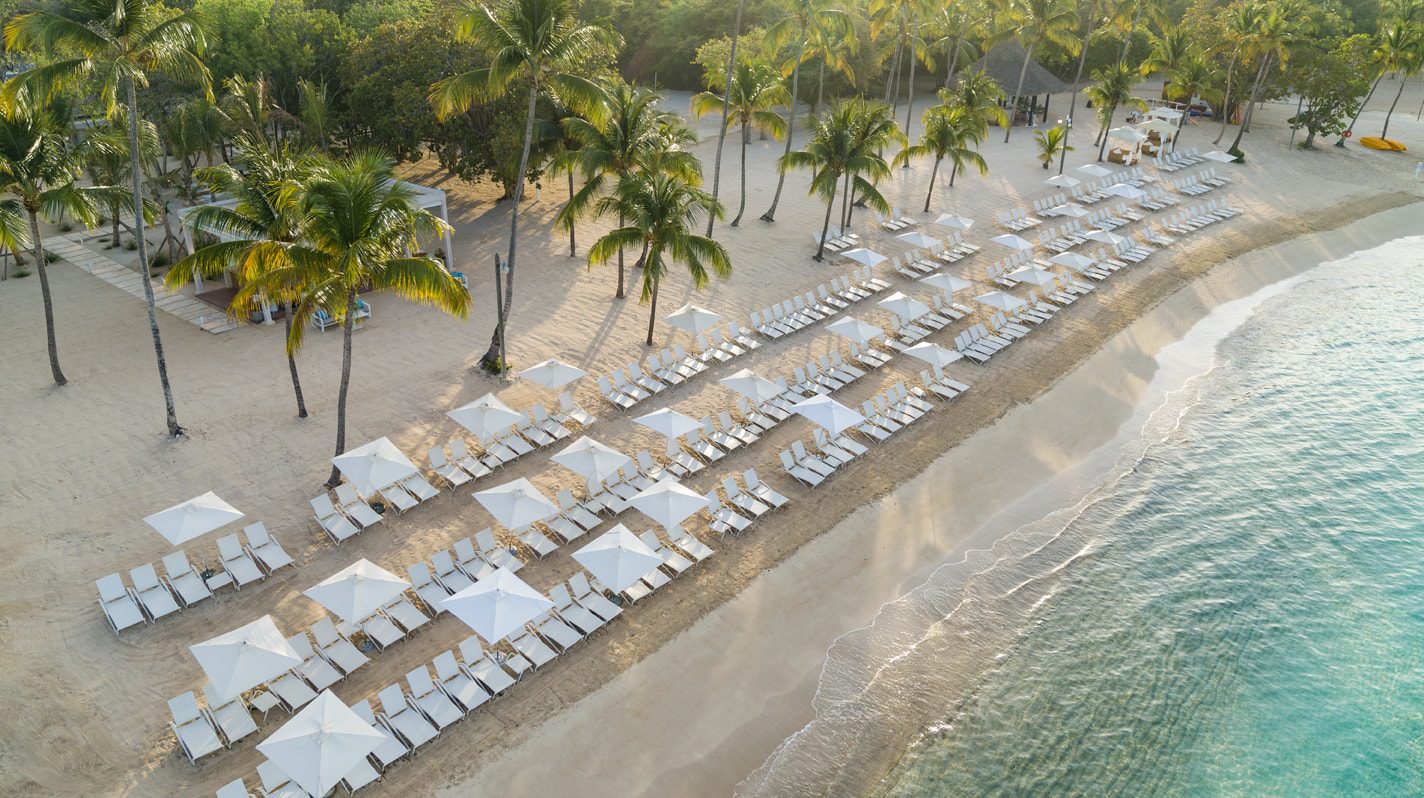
719,369,789,403
189,615,303,702
790,395,866,437
1105,127,1148,164
665,304,723,335
303,559,410,625
825,316,887,346
473,478,557,530
516,358,587,390
627,477,707,534
440,567,553,643
448,394,525,440
257,691,383,797
330,437,418,497
841,247,887,267
975,291,1028,312
144,491,244,546
903,342,964,368
932,214,974,230
571,524,665,593
552,437,633,485
990,234,1035,252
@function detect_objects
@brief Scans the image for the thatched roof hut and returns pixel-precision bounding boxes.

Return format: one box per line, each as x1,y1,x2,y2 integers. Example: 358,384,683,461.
967,42,1068,97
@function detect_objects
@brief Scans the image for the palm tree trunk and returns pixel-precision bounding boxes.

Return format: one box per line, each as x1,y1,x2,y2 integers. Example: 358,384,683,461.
815,189,835,261
645,276,659,345
885,30,904,104
1096,108,1114,160
1119,5,1142,64
762,25,808,222
1337,73,1382,147
944,33,963,88
28,208,65,385
816,60,826,115
707,0,747,238
1228,55,1269,153
732,120,749,225
127,75,181,437
567,171,577,256
1214,45,1243,145
284,305,308,418
840,170,851,229
326,287,356,487
482,83,539,370
949,158,960,186
902,48,918,161
1380,73,1409,140
924,156,940,212
616,209,626,298
1004,41,1036,143
1061,17,1095,174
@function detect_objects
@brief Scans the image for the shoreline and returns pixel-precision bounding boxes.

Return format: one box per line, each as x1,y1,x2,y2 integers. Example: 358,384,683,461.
426,200,1424,797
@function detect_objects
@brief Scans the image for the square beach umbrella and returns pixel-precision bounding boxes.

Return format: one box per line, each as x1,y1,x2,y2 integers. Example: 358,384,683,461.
1202,150,1238,163
1050,203,1090,218
974,291,1028,312
1076,163,1113,177
841,247,887,267
628,477,707,534
1044,174,1080,188
1007,266,1060,289
190,615,303,702
256,691,384,798
919,273,972,294
516,358,587,390
790,395,866,437
989,234,1035,252
1049,252,1097,271
330,437,418,497
1084,229,1128,246
896,231,940,249
572,524,666,593
552,436,633,484
144,491,244,546
665,303,723,335
932,214,974,230
448,394,525,441
440,567,553,643
634,408,704,440
1103,183,1145,200
824,316,886,346
878,291,932,321
719,369,788,404
303,559,410,625
903,342,964,368
473,478,557,530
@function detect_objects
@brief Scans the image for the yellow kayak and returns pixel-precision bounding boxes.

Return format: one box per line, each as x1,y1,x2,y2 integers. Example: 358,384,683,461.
1359,136,1407,151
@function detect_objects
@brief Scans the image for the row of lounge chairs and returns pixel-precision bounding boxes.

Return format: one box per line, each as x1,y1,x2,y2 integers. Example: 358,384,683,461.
997,207,1043,231
1152,147,1205,171
814,225,861,253
778,383,933,488
1137,187,1183,212
749,266,890,341
875,209,918,231
598,338,755,410
890,238,980,280
1169,169,1231,196
97,524,294,633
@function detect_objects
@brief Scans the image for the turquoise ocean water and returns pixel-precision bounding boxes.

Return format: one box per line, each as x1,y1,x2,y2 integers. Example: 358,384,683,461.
742,237,1424,798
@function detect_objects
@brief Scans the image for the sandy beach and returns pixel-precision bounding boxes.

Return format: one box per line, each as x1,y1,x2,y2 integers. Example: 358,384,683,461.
0,77,1421,797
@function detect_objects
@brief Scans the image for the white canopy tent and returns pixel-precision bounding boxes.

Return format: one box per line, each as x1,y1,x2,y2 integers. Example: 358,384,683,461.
144,491,244,546
190,615,303,702
571,524,665,593
473,478,557,530
303,559,410,625
440,567,553,643
256,691,385,797
330,437,418,497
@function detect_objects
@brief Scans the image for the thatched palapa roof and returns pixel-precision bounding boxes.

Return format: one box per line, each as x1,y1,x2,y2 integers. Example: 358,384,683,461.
967,42,1068,96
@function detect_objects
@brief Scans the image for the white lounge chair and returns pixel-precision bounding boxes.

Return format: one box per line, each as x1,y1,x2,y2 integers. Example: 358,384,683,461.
453,537,497,580
217,533,264,588
340,757,381,794
744,468,789,509
640,530,694,574
548,584,605,635
377,684,439,749
448,437,494,478
457,635,522,693
334,483,384,528
351,699,409,770
129,563,180,621
267,668,317,712
568,572,623,623
257,759,310,798
384,595,430,634
433,650,491,713
407,561,451,613
242,522,294,573
360,611,406,650
286,633,342,691
428,445,473,487
475,528,524,572
533,610,584,651
509,629,558,668
311,617,369,675
168,691,223,762
310,494,359,542
202,682,258,746
405,666,463,729
215,779,251,798
161,551,213,608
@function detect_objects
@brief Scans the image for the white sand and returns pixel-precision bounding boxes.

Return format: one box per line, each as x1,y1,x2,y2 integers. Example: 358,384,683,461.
0,79,1420,797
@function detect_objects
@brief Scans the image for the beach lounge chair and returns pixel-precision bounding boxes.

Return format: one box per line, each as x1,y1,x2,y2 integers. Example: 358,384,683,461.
791,440,838,476
341,756,381,793
377,684,439,749
378,482,418,513
351,699,409,770
429,445,473,487
705,491,753,536
405,666,463,729
286,633,341,691
202,682,258,746
407,562,451,613
162,551,213,608
267,667,318,712
384,594,430,633
433,650,490,713
533,610,584,651
129,563,180,621
360,610,406,650
452,537,496,580
640,530,694,574
743,469,789,510
311,494,360,543
475,528,524,572
311,617,368,675
517,525,559,558
448,438,494,478
169,692,224,762
597,375,638,409
216,779,252,798
333,484,384,528
557,391,597,426
217,533,265,588
556,489,602,530
242,522,294,574
568,573,624,623
458,636,523,691
549,584,605,634
665,527,714,561
516,414,557,447
780,449,824,487
509,629,558,668
530,403,573,440
256,759,310,798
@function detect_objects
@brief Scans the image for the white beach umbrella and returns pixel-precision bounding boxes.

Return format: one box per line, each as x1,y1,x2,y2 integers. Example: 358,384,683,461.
552,436,633,484
473,478,557,530
1103,182,1145,200
1007,266,1061,289
666,303,723,335
719,369,788,404
1202,150,1237,163
989,234,1035,252
634,408,704,440
1044,174,1080,188
1049,203,1090,218
440,567,553,643
896,231,939,249
571,524,665,593
448,394,525,440
824,316,886,346
840,247,887,267
144,491,244,546
919,272,972,294
516,358,588,390
790,395,866,437
878,291,932,321
903,342,964,368
932,214,974,230
1084,229,1128,246
974,291,1028,312
190,615,303,703
330,437,418,496
303,559,411,625
628,477,707,533
1049,252,1097,271
257,691,384,798
1136,118,1175,134
1076,163,1113,177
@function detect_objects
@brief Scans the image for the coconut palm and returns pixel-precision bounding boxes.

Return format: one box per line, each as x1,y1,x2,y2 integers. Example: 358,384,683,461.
692,62,789,226
760,0,852,222
1034,124,1072,169
3,0,211,437
1087,61,1146,160
1106,0,1164,64
588,173,731,345
781,100,896,261
1059,0,1104,173
1165,55,1220,148
946,68,1009,131
927,4,987,88
891,105,988,211
706,0,748,238
1214,1,1262,145
431,0,615,371
803,11,858,115
994,0,1078,143
839,100,902,230
84,117,160,249
163,136,316,418
1376,23,1424,140
1227,4,1300,153
0,99,119,385
1139,25,1194,100
248,151,470,487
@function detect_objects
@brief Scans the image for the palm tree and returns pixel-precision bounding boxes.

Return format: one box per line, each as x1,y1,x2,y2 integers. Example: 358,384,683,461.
1034,124,1072,168
1214,1,1262,145
803,13,858,115
1139,25,1193,99
839,100,902,230
760,0,851,222
891,105,987,211
927,4,986,88
558,81,698,297
431,0,615,371
1087,61,1145,160
692,62,789,226
947,69,1009,131
250,151,470,487
1165,55,1219,149
1227,5,1299,153
706,0,747,238
781,100,896,261
1060,0,1103,174
0,99,117,385
163,136,315,418
588,173,731,345
1376,23,1424,140
82,119,159,249
995,0,1078,143
4,0,211,437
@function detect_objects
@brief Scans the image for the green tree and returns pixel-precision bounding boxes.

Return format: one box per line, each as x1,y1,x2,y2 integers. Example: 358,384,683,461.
1284,42,1369,147
1140,25,1194,99
431,0,617,371
705,0,747,237
781,100,894,261
891,104,987,211
4,0,213,437
946,68,1009,131
1375,22,1424,140
692,61,788,226
1164,54,1220,148
588,172,731,345
993,0,1078,143
1086,61,1146,160
1033,124,1071,168
1227,2,1302,153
